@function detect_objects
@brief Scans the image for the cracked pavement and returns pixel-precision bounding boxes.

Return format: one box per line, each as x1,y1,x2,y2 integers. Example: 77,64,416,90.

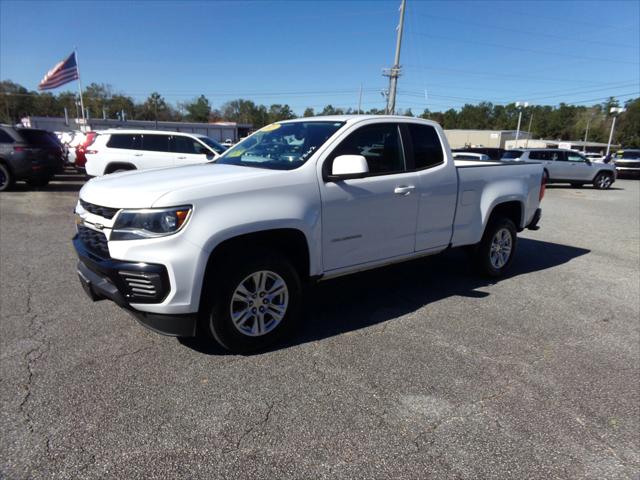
1,173,639,479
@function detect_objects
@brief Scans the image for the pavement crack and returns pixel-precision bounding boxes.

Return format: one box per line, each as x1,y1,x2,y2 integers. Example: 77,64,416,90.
225,400,276,453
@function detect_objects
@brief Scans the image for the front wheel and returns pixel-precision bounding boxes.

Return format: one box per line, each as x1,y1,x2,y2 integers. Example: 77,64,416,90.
0,163,14,192
593,172,613,190
200,249,302,353
474,218,517,278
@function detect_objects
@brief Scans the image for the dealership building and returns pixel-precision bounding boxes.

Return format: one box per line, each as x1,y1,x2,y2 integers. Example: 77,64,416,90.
444,129,532,149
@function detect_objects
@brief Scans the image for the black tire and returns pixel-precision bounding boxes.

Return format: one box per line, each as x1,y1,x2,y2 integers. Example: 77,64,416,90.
200,249,302,353
593,172,613,190
570,183,584,188
0,163,14,192
474,217,517,278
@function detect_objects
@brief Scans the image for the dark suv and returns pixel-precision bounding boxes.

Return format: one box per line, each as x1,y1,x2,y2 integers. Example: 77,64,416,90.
0,125,64,191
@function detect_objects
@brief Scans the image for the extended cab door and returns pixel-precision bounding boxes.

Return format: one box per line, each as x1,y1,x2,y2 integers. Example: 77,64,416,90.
319,122,419,271
403,123,458,251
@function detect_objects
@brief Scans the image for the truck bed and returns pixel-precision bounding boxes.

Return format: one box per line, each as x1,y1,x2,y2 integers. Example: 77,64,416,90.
450,159,544,247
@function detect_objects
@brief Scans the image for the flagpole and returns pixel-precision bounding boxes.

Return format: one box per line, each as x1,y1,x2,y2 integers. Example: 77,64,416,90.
74,48,87,129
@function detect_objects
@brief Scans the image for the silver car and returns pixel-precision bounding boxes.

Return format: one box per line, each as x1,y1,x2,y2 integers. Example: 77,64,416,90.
501,149,617,189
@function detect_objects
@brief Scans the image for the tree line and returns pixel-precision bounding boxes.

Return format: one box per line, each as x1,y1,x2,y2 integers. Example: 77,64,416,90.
1,80,638,147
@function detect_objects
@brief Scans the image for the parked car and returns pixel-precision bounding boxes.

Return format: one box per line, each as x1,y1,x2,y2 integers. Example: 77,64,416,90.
73,116,544,352
501,148,616,189
583,152,604,163
74,131,98,172
452,147,505,161
84,130,227,176
614,149,640,176
452,152,490,161
0,125,64,191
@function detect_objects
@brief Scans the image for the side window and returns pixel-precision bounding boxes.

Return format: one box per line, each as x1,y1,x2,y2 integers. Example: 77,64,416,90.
566,152,586,162
328,123,405,175
107,134,141,150
171,136,201,154
142,134,170,152
551,151,564,161
0,130,15,143
406,124,444,170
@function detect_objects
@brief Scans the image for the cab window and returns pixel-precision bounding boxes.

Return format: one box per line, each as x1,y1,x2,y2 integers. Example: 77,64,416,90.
327,123,405,176
566,152,586,162
406,124,444,170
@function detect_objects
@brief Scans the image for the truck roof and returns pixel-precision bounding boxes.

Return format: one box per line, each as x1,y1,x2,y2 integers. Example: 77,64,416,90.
277,115,440,127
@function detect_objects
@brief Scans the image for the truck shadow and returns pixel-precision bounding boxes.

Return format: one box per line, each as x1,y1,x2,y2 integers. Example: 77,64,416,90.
180,238,590,355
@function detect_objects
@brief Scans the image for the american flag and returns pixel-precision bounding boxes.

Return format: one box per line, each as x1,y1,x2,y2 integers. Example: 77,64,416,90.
38,52,79,90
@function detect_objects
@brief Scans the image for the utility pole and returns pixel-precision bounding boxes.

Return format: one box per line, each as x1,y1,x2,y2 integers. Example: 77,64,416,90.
357,84,363,114
606,107,625,157
384,0,406,115
525,113,534,148
514,101,529,146
583,115,593,152
154,95,158,129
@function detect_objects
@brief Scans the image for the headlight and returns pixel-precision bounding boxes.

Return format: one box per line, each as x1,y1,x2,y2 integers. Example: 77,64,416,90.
111,206,192,241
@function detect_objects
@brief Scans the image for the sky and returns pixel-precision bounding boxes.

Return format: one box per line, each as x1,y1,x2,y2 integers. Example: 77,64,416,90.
1,0,639,115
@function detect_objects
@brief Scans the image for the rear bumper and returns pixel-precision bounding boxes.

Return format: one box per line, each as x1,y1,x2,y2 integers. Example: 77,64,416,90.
74,236,198,337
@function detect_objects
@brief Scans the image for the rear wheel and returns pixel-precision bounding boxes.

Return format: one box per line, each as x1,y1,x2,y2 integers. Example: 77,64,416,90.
474,217,517,278
593,172,613,190
0,163,14,192
200,249,301,353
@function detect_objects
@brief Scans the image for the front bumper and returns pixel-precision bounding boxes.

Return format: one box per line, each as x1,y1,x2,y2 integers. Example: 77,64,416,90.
73,235,198,337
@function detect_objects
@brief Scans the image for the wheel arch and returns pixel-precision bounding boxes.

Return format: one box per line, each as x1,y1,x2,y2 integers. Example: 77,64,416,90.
485,200,524,232
104,162,137,174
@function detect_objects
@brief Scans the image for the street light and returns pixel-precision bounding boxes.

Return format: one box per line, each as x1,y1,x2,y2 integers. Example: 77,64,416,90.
515,101,529,146
606,107,626,157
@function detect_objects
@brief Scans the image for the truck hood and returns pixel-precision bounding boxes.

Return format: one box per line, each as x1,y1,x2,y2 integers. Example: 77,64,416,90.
79,164,281,208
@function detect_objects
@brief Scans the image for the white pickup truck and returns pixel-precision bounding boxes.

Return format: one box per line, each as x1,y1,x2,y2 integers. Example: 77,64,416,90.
73,116,544,352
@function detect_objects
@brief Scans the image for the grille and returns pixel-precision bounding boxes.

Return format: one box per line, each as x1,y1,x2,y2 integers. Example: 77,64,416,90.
77,224,110,258
118,270,163,301
80,199,119,219
615,161,640,169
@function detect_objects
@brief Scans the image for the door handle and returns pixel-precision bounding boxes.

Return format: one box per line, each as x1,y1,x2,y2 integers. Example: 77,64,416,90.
177,156,186,159
394,185,415,195
133,153,143,157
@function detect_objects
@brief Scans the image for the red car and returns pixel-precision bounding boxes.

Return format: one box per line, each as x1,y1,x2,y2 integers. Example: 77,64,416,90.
74,132,98,171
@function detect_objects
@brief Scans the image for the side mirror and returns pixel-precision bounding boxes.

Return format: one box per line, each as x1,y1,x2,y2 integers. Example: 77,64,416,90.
585,159,592,165
327,155,369,181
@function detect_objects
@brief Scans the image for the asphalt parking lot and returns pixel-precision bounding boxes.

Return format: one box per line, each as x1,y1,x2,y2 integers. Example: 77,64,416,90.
1,172,639,479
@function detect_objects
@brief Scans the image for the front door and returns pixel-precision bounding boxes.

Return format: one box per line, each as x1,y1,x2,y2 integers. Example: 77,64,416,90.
565,151,595,181
319,123,419,271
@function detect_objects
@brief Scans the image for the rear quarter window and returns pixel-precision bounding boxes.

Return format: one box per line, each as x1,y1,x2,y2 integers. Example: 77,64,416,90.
0,130,15,143
107,134,142,150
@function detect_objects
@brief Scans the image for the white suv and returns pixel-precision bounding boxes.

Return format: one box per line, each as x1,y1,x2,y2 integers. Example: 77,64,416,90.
502,148,617,189
85,130,227,176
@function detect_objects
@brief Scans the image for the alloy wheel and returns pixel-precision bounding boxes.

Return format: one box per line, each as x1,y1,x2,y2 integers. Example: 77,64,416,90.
490,228,513,269
229,270,289,337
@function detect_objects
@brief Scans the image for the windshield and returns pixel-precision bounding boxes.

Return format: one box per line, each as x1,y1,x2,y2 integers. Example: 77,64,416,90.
217,121,345,170
502,150,523,159
197,136,227,154
620,150,640,159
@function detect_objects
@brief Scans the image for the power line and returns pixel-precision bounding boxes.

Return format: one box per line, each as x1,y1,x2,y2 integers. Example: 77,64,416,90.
408,31,639,66
415,12,639,49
